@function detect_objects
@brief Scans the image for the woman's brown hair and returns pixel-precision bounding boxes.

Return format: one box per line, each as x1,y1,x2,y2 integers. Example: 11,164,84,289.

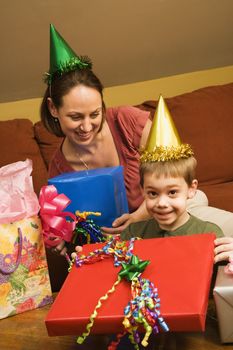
40,69,106,137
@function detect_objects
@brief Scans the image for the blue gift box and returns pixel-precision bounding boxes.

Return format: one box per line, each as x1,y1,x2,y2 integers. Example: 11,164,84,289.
48,166,129,227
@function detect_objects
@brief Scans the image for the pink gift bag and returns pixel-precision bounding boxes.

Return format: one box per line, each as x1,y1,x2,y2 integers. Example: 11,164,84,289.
0,159,52,319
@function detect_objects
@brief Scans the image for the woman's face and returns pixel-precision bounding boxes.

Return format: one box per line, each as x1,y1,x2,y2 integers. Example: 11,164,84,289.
50,85,103,146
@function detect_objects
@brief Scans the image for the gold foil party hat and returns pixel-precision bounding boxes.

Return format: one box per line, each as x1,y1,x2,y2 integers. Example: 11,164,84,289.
140,95,193,162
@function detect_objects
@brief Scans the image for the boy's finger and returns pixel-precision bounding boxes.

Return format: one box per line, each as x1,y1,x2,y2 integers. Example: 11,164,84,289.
214,237,233,245
214,251,230,264
75,246,83,253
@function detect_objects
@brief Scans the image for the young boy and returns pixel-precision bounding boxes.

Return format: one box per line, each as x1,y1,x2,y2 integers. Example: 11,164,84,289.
121,95,233,265
121,156,223,241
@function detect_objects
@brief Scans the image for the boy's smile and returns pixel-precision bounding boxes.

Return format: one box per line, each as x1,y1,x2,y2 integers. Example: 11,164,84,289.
143,173,197,231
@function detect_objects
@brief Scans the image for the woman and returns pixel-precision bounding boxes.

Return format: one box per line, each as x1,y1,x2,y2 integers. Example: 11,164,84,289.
41,68,152,236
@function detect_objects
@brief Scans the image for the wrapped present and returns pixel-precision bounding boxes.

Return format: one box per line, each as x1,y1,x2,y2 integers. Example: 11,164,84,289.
39,184,105,248
45,233,215,337
213,266,233,343
48,166,129,227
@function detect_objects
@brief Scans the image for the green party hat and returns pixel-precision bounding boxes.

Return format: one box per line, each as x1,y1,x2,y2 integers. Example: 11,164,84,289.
45,24,92,85
140,95,193,162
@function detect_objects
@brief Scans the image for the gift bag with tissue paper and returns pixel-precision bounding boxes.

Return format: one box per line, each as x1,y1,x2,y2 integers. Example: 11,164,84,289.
0,159,52,319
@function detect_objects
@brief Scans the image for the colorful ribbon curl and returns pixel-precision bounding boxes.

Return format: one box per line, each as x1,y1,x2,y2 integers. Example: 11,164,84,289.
73,237,169,349
39,185,76,248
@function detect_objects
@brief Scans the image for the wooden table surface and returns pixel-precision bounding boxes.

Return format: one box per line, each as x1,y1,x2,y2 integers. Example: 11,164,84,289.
0,297,232,350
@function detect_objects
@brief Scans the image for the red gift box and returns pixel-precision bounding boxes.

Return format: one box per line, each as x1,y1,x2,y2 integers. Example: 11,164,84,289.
45,233,215,336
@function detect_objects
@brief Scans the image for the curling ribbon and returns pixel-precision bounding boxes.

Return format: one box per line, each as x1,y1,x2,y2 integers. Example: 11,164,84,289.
39,185,76,248
73,237,168,349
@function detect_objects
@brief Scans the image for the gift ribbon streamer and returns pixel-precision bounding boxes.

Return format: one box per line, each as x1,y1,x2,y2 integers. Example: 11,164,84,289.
72,237,169,349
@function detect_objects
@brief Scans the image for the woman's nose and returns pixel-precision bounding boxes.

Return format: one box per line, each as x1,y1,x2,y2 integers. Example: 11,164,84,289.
80,118,92,132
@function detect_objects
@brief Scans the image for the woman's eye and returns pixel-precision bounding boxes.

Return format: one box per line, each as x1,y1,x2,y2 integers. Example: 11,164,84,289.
91,112,100,118
69,115,81,121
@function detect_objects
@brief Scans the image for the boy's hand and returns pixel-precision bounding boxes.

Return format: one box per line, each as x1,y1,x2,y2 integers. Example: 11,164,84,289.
52,240,67,256
71,245,83,260
214,237,233,263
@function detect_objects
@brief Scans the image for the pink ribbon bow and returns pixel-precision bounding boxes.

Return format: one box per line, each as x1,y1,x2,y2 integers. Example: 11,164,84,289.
39,185,76,248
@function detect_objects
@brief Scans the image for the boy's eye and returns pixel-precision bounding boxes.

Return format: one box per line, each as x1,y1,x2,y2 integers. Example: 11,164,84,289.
169,190,177,196
147,191,157,198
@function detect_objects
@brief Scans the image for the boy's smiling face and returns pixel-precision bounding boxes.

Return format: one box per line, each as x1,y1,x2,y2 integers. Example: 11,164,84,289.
143,173,197,231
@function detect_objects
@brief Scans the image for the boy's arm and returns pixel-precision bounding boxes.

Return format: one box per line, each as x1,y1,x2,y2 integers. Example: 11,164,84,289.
213,225,224,238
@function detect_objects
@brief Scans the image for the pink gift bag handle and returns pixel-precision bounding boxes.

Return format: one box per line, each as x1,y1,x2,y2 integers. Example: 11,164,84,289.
0,228,23,274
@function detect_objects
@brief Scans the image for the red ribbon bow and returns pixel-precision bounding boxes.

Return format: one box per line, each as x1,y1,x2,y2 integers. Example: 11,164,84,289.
39,185,76,248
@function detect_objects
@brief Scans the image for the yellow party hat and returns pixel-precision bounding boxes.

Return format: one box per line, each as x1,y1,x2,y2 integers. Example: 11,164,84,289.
140,95,193,162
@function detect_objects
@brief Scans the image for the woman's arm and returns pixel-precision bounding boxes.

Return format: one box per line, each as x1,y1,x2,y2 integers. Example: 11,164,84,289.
102,116,152,234
140,118,152,148
101,200,151,234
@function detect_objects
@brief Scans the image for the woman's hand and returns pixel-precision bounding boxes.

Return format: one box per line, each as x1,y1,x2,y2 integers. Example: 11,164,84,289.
214,237,233,263
101,201,151,235
101,213,134,234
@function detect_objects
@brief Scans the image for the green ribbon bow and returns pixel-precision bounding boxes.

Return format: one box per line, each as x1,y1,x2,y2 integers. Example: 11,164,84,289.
119,255,150,281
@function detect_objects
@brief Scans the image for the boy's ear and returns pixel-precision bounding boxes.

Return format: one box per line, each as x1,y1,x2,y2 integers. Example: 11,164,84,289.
47,97,58,118
187,179,198,199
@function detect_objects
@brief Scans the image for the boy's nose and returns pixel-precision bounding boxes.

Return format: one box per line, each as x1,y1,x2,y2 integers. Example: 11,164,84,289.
156,195,169,208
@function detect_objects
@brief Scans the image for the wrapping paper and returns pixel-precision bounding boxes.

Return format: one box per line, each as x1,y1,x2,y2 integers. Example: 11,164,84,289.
48,166,129,227
0,216,53,319
0,159,39,223
45,233,215,335
213,266,233,343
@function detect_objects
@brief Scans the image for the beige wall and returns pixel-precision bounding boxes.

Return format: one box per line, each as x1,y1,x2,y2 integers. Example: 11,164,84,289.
0,65,233,123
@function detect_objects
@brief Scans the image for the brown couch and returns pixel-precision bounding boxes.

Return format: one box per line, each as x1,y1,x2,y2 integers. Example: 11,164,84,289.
1,82,233,291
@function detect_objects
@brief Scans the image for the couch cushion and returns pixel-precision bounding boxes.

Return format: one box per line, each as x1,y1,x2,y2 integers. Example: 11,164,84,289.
34,121,63,169
138,83,233,186
0,119,48,196
199,181,233,212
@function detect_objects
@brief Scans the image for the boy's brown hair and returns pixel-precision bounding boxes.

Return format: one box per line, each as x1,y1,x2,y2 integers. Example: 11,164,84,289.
139,156,197,187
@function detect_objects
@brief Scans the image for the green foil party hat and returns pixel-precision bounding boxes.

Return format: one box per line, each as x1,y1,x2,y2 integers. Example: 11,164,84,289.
45,24,92,85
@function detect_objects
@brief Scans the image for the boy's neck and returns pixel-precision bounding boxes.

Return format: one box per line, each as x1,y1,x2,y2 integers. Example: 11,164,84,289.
158,211,190,232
